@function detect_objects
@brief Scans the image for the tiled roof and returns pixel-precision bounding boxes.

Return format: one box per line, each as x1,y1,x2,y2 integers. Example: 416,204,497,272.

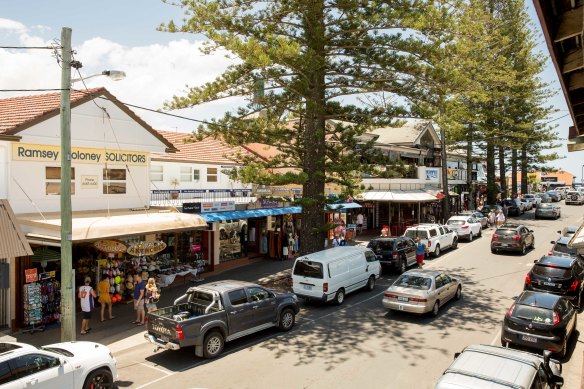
152,130,254,164
0,88,103,134
368,120,433,145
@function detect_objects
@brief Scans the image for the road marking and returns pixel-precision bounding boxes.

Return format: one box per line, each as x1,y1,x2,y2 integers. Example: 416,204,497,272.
490,329,502,346
135,373,177,389
138,362,173,375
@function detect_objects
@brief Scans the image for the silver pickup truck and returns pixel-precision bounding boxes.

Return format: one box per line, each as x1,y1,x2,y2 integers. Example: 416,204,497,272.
144,280,299,358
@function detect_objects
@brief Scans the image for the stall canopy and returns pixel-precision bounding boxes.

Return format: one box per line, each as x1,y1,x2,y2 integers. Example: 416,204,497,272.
199,206,302,222
359,190,437,202
325,202,362,211
0,199,33,258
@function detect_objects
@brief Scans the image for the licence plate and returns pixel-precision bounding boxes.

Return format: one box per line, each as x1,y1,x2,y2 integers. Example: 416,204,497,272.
543,282,556,287
500,244,508,247
521,335,537,343
303,284,312,290
398,297,409,302
160,336,169,342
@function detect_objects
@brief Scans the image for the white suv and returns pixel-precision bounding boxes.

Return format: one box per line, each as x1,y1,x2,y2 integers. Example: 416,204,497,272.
403,224,458,257
0,341,117,389
565,190,584,205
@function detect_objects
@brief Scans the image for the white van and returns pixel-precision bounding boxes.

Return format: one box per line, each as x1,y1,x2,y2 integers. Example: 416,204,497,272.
292,246,380,305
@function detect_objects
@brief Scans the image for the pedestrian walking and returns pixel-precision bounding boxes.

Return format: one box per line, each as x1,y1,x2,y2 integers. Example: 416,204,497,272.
496,210,506,228
356,212,364,234
488,210,495,229
133,274,146,325
332,235,341,247
97,276,115,322
144,277,159,314
79,276,96,335
415,237,427,269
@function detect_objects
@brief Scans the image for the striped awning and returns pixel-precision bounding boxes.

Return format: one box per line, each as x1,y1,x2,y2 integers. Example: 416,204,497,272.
0,199,33,258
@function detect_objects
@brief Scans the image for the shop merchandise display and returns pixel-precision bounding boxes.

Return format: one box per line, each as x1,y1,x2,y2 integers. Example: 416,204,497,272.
23,283,44,332
39,279,61,325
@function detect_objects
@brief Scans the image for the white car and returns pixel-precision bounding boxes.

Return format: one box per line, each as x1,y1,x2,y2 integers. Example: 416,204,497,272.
0,341,117,389
445,216,482,241
403,224,458,257
523,194,541,205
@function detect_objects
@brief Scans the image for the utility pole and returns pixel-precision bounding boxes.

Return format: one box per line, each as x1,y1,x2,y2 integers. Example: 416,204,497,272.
59,27,75,342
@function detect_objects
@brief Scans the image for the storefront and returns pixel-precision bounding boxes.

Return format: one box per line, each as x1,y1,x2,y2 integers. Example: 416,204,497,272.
325,202,362,241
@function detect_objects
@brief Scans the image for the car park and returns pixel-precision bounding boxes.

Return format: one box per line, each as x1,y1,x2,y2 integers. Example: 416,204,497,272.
367,236,416,274
525,255,584,307
459,211,488,228
501,291,577,358
0,341,117,389
546,191,561,202
490,223,534,255
445,216,482,241
382,269,462,316
292,246,380,305
535,203,561,219
523,193,542,206
435,344,564,389
565,190,584,205
550,236,584,260
503,198,524,216
403,224,458,257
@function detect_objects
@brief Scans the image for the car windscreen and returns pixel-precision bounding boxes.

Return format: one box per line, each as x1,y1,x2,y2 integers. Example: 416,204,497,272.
393,275,432,290
494,229,516,236
553,243,578,256
446,220,465,226
532,264,572,279
293,260,324,279
512,305,554,324
404,230,428,239
367,240,395,251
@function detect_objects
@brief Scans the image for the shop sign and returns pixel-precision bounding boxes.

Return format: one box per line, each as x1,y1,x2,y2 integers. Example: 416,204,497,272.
183,202,202,213
12,143,148,166
80,175,99,189
127,241,167,256
447,169,460,180
425,168,440,182
259,198,280,208
191,244,202,252
201,201,235,213
94,240,127,254
39,271,56,280
25,268,38,283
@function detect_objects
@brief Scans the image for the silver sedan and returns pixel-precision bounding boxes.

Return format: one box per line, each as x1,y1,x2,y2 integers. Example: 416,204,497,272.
382,269,462,316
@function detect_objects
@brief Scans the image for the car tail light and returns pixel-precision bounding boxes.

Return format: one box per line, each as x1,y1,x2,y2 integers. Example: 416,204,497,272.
461,225,469,229
393,252,398,260
410,297,427,302
323,282,329,292
525,273,531,285
512,235,521,241
569,280,579,292
427,241,431,247
384,293,398,298
553,311,560,325
176,325,184,340
547,252,553,256
492,234,499,239
506,304,515,317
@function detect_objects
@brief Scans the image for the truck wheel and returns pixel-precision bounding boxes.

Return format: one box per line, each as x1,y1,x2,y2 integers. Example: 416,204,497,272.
468,233,473,242
451,238,458,250
433,245,440,257
278,308,295,331
334,288,345,305
478,229,482,238
203,330,224,359
83,368,113,389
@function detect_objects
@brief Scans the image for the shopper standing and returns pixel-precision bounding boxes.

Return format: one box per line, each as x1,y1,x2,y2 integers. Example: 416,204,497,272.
133,274,146,325
97,277,115,322
79,276,96,335
144,278,159,313
415,237,426,269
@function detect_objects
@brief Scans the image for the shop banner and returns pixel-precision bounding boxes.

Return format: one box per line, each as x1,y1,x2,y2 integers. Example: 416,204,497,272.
39,271,56,280
94,240,128,254
425,168,440,182
201,201,235,213
13,143,148,166
25,268,38,283
183,202,202,213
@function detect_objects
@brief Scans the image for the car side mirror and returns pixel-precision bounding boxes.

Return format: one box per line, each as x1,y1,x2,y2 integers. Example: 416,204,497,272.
533,260,538,263
557,230,561,234
454,352,461,359
529,230,534,233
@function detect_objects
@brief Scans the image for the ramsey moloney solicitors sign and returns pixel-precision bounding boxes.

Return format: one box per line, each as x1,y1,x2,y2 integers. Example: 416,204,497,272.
13,143,148,166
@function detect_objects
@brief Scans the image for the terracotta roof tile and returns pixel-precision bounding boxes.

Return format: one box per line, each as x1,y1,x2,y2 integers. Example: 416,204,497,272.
0,88,104,134
152,130,254,165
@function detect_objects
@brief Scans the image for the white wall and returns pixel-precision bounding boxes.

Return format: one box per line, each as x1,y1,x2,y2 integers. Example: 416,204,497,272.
149,160,250,191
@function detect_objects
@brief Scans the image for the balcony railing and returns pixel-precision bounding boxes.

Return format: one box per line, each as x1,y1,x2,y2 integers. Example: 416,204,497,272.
150,189,255,207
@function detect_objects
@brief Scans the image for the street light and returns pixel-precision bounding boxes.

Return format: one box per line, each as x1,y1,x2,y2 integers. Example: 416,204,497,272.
71,70,126,85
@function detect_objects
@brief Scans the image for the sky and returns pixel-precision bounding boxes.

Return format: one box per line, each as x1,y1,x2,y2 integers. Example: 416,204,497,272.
1,0,583,182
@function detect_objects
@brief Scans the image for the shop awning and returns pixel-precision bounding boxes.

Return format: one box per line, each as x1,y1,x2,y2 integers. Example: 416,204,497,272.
359,190,438,203
18,208,208,243
325,202,362,211
198,206,302,222
0,200,33,258
568,223,584,249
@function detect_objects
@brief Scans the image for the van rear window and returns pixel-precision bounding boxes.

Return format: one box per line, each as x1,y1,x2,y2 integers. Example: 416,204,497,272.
293,260,324,279
405,230,429,240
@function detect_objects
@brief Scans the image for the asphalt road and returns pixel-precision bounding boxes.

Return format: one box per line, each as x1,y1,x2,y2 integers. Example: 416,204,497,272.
114,202,584,389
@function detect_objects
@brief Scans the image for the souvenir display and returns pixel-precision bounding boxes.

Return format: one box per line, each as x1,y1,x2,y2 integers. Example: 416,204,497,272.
23,283,42,326
39,278,61,325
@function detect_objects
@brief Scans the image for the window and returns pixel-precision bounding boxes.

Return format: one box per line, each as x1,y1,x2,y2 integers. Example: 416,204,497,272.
207,167,218,182
228,289,248,306
11,354,59,379
435,275,445,289
150,165,163,182
0,361,15,385
397,241,406,250
180,166,192,182
367,240,395,251
365,251,377,263
103,168,126,194
193,169,200,181
429,229,438,238
394,275,432,290
438,227,445,234
248,287,271,302
45,167,75,195
293,260,324,278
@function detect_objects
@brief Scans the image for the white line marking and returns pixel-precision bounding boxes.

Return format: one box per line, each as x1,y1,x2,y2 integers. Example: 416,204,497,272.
134,373,177,389
490,329,502,346
138,362,173,376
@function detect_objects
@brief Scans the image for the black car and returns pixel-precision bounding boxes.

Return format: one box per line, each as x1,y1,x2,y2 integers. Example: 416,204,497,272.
491,223,534,255
525,255,584,307
367,237,416,274
501,291,577,358
502,198,523,216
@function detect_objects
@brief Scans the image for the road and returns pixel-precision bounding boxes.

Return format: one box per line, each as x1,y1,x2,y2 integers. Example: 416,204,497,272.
114,203,584,389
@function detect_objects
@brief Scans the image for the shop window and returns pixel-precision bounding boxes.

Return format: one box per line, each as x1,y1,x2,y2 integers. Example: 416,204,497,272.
103,168,126,194
150,165,163,182
45,167,75,195
207,167,218,182
193,169,200,181
180,166,192,182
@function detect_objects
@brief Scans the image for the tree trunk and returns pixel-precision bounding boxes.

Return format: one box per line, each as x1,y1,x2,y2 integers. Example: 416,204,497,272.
520,145,528,194
511,148,517,197
439,99,450,221
486,141,497,204
298,2,327,255
466,125,474,210
498,146,506,198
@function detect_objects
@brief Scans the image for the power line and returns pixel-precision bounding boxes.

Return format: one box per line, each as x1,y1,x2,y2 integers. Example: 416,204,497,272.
0,88,67,92
0,46,57,49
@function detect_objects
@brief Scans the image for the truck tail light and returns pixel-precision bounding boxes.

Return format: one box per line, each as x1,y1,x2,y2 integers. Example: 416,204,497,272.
569,280,579,292
512,235,521,241
492,234,499,239
176,325,184,340
427,241,431,247
323,282,328,292
525,273,531,285
393,252,398,260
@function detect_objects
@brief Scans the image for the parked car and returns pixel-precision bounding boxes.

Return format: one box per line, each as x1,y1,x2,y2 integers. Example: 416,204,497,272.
459,211,488,228
535,202,561,219
145,280,299,358
491,223,535,255
382,269,462,316
403,224,458,257
0,341,117,389
292,246,380,304
565,190,584,205
478,204,502,217
546,190,561,202
557,226,578,239
501,291,577,358
445,216,482,241
550,236,584,260
536,193,552,203
523,193,542,206
520,198,533,211
525,255,584,307
367,236,417,274
435,344,563,389
502,198,524,216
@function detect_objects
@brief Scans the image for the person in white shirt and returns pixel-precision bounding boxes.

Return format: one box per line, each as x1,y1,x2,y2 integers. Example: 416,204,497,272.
356,213,364,234
496,210,506,228
78,276,96,335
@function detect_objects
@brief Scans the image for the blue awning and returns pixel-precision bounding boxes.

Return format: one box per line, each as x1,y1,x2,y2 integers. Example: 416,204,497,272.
198,206,302,222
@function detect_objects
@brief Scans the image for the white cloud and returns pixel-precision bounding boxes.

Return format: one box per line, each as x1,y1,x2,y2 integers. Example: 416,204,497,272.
0,18,26,31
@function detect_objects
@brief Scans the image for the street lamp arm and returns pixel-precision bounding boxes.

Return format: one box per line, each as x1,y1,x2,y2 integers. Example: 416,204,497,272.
70,70,126,85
